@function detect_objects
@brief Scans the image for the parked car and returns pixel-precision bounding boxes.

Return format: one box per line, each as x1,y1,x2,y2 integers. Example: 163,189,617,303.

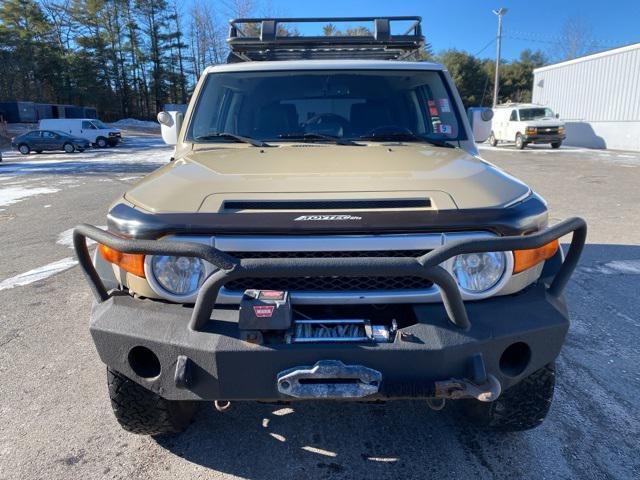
39,118,121,147
11,130,91,154
489,103,566,149
73,16,586,436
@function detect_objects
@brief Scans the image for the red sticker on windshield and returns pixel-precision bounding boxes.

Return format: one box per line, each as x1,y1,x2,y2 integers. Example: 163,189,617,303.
428,100,438,116
253,305,275,317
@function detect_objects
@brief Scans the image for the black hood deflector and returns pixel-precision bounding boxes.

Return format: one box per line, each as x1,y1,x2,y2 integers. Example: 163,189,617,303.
107,194,547,239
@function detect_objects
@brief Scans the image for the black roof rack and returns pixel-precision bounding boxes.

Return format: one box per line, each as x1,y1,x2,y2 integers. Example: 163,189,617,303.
227,16,424,63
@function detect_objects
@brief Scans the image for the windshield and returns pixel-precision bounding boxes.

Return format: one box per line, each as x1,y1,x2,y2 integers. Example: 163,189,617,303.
187,70,465,143
91,120,109,129
519,108,555,121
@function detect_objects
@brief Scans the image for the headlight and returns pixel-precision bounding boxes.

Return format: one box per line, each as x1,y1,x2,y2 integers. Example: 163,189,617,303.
452,252,506,293
150,256,205,297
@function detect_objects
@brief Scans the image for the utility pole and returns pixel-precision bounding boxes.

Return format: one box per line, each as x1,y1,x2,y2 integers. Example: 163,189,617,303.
492,8,507,107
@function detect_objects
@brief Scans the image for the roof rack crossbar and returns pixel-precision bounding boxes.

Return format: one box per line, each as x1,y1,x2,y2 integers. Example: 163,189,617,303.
227,16,425,63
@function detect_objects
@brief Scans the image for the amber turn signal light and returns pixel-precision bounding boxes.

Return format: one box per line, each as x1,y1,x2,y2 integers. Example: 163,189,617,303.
98,244,145,278
513,240,559,274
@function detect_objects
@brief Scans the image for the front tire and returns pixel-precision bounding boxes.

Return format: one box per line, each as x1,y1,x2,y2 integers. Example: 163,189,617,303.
18,144,30,155
515,133,526,150
462,363,555,431
488,132,498,147
107,368,198,436
551,141,562,149
63,143,75,153
96,137,108,148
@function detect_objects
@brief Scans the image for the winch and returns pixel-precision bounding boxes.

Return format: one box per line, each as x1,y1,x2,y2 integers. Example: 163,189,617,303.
238,289,396,344
286,318,396,343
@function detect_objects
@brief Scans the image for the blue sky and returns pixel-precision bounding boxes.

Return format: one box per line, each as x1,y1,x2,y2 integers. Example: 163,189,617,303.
258,0,640,61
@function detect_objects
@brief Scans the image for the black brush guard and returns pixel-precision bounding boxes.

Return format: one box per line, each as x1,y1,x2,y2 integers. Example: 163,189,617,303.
73,217,587,334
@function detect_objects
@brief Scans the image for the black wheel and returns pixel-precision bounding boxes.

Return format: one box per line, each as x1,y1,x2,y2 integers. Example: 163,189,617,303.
462,363,555,431
488,131,498,147
107,368,198,436
18,144,30,155
96,137,108,148
63,143,75,153
551,141,562,149
515,133,526,150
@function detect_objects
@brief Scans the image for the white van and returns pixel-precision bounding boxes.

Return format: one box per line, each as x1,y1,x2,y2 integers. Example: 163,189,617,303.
39,118,121,148
489,103,565,149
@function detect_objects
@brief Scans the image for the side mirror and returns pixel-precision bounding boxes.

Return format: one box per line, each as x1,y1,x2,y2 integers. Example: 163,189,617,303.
555,113,559,119
467,107,494,143
157,111,183,145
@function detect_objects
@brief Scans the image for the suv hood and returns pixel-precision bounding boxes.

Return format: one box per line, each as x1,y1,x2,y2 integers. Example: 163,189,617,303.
124,144,530,213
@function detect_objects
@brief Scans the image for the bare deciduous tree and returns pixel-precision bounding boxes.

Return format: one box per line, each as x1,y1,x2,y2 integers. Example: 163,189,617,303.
556,17,600,61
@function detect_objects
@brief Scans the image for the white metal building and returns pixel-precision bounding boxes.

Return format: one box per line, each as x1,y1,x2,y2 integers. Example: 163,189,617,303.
532,43,640,151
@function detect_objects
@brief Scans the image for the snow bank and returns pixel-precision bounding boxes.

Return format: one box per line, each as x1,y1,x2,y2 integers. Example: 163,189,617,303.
111,118,159,129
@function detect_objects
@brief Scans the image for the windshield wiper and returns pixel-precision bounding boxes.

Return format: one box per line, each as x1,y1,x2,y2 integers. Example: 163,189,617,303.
278,132,363,146
357,130,455,148
194,132,272,147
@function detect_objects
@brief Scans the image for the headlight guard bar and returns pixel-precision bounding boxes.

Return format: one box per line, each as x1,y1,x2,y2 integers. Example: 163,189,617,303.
73,217,586,333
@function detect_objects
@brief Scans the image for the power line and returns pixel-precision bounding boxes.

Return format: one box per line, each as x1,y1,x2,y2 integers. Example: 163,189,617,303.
473,38,495,57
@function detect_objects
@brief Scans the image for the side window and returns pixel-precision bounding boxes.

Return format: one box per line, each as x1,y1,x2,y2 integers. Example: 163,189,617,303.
42,131,54,138
82,121,96,129
28,131,41,138
510,110,518,121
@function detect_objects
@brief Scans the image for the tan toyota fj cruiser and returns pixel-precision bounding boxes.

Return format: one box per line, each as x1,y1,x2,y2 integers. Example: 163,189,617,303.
74,17,586,435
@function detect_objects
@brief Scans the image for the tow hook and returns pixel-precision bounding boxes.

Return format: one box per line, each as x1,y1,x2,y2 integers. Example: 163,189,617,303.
434,374,501,402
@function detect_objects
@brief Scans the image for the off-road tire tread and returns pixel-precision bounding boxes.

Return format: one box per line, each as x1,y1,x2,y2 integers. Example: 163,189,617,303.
463,363,555,431
107,368,197,436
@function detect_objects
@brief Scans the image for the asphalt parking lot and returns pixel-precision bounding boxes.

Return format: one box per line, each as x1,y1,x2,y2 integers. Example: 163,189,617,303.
0,137,638,480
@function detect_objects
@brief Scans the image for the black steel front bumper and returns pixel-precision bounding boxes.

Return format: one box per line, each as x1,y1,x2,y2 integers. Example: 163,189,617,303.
73,218,586,401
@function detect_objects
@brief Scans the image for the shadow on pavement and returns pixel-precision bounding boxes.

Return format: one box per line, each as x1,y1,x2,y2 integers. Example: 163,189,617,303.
156,400,515,479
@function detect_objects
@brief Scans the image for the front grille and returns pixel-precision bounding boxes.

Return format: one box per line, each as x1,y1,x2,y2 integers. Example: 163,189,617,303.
536,127,559,135
225,276,433,292
223,249,434,292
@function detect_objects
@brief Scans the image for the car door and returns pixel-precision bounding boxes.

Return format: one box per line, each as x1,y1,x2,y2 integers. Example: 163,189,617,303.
28,131,44,150
507,108,520,141
81,120,98,142
40,131,59,151
496,110,508,140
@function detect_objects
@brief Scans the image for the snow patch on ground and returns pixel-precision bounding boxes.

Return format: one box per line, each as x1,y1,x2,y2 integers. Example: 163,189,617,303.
0,136,170,176
0,257,78,291
477,144,589,153
111,118,159,129
57,226,105,249
583,260,640,275
0,186,60,207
